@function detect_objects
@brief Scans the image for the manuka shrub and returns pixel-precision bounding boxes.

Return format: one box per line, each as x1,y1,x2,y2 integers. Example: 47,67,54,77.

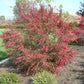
0,2,81,75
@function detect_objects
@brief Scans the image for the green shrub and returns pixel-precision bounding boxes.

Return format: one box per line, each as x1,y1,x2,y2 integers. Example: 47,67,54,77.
11,24,25,29
63,11,70,22
63,11,69,18
0,23,8,28
0,72,22,84
16,24,25,28
31,71,57,84
0,25,8,28
0,24,25,29
69,40,82,45
11,24,17,28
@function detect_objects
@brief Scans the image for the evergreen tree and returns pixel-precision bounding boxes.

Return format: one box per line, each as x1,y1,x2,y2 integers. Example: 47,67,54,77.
77,2,84,16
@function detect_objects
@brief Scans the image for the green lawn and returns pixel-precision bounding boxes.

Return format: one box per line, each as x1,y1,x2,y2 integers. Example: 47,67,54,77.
0,29,9,61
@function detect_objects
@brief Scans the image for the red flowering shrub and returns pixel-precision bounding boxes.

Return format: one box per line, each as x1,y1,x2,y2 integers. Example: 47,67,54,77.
75,15,84,45
0,3,80,75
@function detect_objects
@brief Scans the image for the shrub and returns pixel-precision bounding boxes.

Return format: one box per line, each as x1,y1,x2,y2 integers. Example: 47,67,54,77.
69,40,82,45
11,24,17,28
0,3,81,75
31,71,57,84
0,72,22,84
11,24,25,29
0,23,8,28
63,11,70,22
16,24,25,28
79,15,84,29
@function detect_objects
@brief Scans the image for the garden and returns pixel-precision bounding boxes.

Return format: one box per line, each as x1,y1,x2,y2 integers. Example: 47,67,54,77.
0,0,84,84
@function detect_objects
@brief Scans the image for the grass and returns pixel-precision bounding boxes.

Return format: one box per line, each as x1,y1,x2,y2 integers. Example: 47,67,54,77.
0,29,9,61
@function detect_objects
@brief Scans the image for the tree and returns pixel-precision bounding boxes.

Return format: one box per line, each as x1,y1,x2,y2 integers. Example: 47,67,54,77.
77,2,84,16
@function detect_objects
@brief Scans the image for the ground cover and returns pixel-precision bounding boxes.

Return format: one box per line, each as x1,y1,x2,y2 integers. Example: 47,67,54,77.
0,29,9,61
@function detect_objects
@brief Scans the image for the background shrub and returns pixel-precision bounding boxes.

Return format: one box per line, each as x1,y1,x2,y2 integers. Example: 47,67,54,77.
11,24,25,29
0,23,8,28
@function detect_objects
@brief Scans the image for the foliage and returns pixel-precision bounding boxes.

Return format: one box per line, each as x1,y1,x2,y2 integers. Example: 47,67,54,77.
0,24,25,29
0,72,22,84
13,0,26,17
11,24,25,28
79,15,84,29
0,23,8,28
16,24,25,28
59,4,63,10
0,29,10,61
13,0,37,21
63,11,70,22
36,0,55,3
13,0,55,20
31,71,57,84
76,2,84,16
63,11,69,18
36,0,54,3
69,15,84,46
58,4,70,22
69,40,82,45
1,3,81,76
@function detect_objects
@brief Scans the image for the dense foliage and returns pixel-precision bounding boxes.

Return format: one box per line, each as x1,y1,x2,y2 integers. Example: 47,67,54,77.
31,71,57,84
0,2,82,75
13,0,37,24
0,72,21,84
13,0,53,20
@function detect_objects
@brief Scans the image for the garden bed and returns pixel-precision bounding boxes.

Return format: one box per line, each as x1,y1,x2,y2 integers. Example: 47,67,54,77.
0,45,84,84
0,29,9,61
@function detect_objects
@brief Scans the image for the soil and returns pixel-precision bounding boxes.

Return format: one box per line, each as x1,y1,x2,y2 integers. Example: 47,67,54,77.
57,45,84,84
0,45,84,84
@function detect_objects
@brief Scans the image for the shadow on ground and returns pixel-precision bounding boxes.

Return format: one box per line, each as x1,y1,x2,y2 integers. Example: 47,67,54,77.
71,56,84,84
0,58,20,74
0,58,34,84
